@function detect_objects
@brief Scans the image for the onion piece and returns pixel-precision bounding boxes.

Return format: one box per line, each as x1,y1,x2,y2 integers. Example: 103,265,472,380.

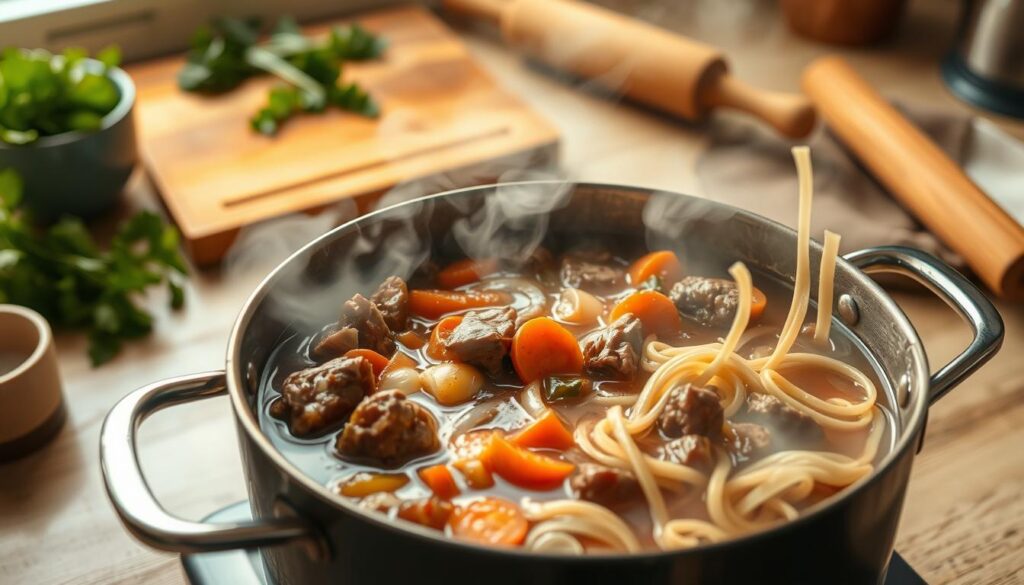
477,277,548,327
420,363,485,406
552,288,604,325
517,381,547,419
378,367,422,395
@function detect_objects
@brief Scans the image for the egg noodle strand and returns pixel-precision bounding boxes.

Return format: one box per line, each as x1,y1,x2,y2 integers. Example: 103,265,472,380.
533,146,883,552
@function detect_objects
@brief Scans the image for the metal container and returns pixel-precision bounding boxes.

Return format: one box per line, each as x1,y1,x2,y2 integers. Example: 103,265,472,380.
943,0,1024,119
100,183,1002,585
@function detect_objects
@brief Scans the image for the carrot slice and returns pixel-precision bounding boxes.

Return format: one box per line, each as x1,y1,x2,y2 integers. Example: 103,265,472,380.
437,258,500,289
396,330,426,350
750,285,768,321
609,290,682,338
452,458,494,489
511,317,584,384
509,410,575,451
344,349,389,380
409,290,511,320
426,316,463,361
419,464,461,500
449,497,529,546
629,250,683,285
480,434,575,490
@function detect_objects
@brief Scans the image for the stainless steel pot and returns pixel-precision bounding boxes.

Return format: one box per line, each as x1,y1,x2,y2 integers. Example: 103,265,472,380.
100,183,1002,585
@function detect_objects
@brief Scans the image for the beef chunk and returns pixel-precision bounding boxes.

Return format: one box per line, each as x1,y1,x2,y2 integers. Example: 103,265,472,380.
336,390,439,465
729,423,773,460
560,251,625,291
657,383,724,439
358,492,401,514
278,356,376,436
310,326,358,362
443,306,517,375
569,463,642,508
744,393,823,441
339,293,395,356
656,434,714,469
669,276,739,328
397,497,454,531
581,314,643,380
370,276,409,331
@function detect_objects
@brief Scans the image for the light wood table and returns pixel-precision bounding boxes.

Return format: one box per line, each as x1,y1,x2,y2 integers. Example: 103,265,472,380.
1,1,1021,584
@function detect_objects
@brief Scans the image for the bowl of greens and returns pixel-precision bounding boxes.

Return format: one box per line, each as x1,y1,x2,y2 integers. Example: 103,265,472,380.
0,47,137,220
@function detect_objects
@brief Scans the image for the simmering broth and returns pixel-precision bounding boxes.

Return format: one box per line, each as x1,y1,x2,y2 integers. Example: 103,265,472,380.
258,245,893,553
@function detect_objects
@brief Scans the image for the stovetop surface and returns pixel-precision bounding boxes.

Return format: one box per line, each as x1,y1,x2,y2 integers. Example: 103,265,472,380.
182,502,928,585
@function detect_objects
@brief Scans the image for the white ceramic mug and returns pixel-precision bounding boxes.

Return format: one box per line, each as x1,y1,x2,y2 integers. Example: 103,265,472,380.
0,305,65,461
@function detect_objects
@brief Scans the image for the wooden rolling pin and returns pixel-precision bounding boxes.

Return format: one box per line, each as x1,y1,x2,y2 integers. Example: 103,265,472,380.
443,0,816,138
804,56,1024,300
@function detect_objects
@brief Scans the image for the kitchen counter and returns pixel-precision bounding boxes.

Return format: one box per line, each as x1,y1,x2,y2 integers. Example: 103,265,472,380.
1,1,1021,583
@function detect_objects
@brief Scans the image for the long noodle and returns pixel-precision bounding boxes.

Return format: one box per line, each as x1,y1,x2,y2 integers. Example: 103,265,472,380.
572,145,883,551
814,231,842,345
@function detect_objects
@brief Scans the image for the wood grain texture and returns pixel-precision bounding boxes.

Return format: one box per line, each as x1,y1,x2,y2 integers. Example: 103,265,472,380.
2,1,1023,583
802,56,1024,300
129,4,558,265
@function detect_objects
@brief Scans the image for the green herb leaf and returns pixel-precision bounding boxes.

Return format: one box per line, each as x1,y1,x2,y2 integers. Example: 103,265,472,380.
96,45,122,69
180,16,384,135
543,376,592,402
0,169,189,365
0,48,123,145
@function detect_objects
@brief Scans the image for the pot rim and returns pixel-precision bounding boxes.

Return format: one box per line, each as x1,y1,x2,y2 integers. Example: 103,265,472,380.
225,181,930,561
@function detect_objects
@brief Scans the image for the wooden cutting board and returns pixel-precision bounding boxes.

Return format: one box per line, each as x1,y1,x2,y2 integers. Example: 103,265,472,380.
128,4,559,265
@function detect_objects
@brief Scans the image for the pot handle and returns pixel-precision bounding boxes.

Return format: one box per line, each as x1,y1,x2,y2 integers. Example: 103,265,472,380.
100,371,315,553
844,246,1004,404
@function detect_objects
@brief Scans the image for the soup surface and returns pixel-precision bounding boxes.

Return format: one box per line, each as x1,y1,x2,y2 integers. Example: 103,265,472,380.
259,243,893,553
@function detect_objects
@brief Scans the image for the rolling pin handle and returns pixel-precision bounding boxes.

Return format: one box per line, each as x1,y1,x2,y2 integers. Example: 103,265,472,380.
703,72,817,139
442,0,509,25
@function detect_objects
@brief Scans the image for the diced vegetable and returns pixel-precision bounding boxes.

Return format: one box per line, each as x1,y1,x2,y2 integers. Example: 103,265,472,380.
409,290,511,319
397,330,426,349
628,250,683,285
510,410,575,451
337,472,409,497
381,352,417,377
420,362,485,406
449,497,529,546
452,458,494,489
418,464,461,500
450,429,502,460
398,497,454,531
378,367,422,395
552,288,604,325
543,375,592,402
609,290,682,338
750,285,768,321
437,258,500,289
511,317,584,384
426,316,463,361
481,434,575,490
344,349,390,380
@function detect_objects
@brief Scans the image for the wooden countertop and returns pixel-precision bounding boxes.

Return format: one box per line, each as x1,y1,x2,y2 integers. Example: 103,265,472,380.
1,1,1021,583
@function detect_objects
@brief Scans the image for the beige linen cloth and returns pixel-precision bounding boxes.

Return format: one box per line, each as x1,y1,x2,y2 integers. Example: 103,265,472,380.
696,105,967,269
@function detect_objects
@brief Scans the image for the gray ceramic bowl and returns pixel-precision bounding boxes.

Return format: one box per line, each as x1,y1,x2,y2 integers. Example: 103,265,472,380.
0,59,138,220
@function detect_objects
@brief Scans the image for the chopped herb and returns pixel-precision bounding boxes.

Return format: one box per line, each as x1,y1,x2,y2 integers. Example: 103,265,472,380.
0,169,188,365
179,16,385,135
0,46,123,145
543,375,592,402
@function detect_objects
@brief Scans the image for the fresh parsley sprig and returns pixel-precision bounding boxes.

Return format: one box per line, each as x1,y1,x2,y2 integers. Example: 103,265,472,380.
0,169,188,365
0,46,123,145
178,17,385,136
